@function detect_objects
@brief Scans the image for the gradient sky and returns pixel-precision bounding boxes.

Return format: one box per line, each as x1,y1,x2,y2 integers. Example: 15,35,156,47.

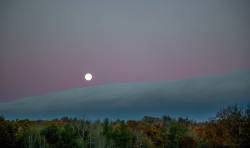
1,0,250,101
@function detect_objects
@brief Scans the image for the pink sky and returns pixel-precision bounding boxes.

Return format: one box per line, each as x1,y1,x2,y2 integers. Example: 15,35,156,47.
1,0,250,101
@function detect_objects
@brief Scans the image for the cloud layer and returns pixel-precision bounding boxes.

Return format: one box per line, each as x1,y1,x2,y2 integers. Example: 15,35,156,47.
1,70,249,120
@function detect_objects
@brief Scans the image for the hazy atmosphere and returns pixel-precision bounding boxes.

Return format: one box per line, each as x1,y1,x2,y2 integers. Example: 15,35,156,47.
1,0,250,101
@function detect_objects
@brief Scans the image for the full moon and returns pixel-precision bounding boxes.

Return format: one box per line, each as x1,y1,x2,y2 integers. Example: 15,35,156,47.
84,73,92,81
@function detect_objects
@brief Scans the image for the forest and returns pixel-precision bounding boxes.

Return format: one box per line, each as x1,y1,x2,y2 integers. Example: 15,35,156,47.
0,105,250,148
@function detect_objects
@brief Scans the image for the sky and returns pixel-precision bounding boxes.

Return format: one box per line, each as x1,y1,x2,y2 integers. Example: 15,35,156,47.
1,0,250,101
1,71,249,120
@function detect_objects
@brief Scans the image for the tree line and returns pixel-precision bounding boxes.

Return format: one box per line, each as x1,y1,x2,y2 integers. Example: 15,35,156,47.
0,105,250,148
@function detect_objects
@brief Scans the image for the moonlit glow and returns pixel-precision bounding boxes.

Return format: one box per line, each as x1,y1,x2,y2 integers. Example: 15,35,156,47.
84,73,92,81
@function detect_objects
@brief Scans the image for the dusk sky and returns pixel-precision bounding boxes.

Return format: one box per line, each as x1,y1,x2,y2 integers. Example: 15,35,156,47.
1,0,250,101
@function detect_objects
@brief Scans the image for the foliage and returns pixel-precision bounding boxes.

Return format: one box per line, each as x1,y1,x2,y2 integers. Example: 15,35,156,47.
168,122,187,148
0,118,17,148
111,121,133,148
18,128,49,148
0,105,250,148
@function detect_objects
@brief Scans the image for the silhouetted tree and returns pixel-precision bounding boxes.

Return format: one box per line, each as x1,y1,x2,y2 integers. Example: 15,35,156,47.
0,119,17,148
